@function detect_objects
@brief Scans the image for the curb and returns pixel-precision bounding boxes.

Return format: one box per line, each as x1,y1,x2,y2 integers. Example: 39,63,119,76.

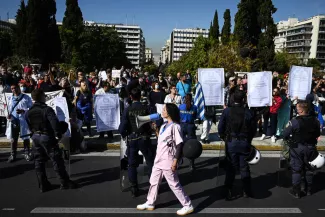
1,141,325,152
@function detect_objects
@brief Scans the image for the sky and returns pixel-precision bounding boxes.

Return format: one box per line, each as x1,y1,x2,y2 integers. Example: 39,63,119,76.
1,0,325,55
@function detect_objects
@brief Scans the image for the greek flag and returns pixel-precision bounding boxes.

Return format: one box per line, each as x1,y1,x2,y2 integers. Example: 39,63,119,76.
194,82,205,120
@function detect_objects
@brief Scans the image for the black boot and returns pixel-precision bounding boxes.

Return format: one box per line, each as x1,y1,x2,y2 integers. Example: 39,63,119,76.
242,177,252,198
36,171,52,193
60,180,79,190
40,180,53,193
131,186,139,198
224,186,233,201
306,185,312,196
288,185,301,199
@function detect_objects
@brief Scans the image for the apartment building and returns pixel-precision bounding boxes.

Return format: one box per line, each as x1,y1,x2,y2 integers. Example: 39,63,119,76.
275,15,325,67
169,28,209,62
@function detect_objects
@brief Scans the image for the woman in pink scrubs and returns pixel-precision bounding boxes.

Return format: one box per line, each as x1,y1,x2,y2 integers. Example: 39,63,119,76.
137,103,194,216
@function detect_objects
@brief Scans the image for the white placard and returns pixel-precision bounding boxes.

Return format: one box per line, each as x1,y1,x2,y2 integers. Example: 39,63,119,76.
112,70,120,78
0,90,63,117
54,97,71,137
288,65,313,100
198,68,225,106
247,72,273,107
94,94,120,132
156,104,167,122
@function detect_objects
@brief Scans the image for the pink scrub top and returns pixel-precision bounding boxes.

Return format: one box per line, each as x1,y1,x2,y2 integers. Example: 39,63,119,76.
154,123,183,170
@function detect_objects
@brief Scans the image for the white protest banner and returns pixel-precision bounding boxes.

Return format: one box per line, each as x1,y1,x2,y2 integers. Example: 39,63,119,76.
0,90,63,117
112,70,120,78
94,94,120,132
247,72,272,107
198,68,225,106
54,97,71,137
288,65,313,100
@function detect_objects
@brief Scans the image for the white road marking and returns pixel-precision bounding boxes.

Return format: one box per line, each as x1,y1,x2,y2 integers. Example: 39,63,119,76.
2,208,15,211
30,207,301,214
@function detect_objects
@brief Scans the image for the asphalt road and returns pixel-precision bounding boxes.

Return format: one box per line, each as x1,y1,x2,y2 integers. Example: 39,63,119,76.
1,151,325,217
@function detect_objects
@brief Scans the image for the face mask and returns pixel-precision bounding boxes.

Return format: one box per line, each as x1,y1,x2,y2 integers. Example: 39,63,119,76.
20,86,26,92
155,84,159,90
123,74,127,78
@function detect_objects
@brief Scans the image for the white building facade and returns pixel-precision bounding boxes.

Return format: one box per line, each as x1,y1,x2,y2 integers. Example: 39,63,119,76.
160,39,171,64
275,15,325,67
57,21,146,68
169,28,209,62
145,48,153,62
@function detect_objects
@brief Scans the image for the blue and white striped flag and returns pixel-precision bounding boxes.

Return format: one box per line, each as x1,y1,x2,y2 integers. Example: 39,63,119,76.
194,82,205,120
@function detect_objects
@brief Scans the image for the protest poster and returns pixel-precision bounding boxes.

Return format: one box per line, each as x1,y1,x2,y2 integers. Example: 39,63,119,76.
247,72,272,107
94,94,120,132
288,65,313,100
198,68,225,106
0,90,63,117
112,70,120,78
54,97,71,137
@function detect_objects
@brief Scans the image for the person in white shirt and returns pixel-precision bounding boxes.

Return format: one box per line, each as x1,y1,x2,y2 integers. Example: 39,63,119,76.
164,85,181,106
95,81,116,141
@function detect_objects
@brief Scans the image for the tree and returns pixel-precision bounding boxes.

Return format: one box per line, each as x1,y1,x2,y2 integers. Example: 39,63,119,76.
14,0,28,57
208,21,213,38
61,0,84,66
25,0,48,63
0,31,13,62
273,51,299,73
221,9,231,45
209,10,220,41
46,0,61,63
234,0,261,48
257,0,277,70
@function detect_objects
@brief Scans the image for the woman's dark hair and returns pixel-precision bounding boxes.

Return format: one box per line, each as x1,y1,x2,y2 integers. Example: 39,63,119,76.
165,103,180,124
185,93,192,110
169,84,176,90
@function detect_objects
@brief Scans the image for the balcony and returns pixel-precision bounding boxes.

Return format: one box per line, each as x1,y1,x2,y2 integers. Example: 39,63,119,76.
287,50,308,54
126,40,140,44
127,55,139,59
126,45,140,49
126,50,140,54
286,37,311,42
287,31,312,36
287,43,311,47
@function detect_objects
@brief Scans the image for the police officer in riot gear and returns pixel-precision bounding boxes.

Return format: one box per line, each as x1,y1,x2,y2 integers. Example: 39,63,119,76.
283,100,320,198
218,90,257,200
118,88,154,197
26,89,78,193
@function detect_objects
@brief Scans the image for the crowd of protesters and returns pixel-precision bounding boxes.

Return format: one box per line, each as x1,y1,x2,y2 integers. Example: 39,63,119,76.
1,63,324,163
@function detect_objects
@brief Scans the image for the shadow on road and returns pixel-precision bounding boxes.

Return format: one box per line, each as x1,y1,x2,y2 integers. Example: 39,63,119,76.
72,166,120,187
0,162,34,179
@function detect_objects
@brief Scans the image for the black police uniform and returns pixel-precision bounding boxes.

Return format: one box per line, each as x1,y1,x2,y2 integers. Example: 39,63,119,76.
218,104,256,198
118,101,154,196
283,115,320,197
26,102,76,192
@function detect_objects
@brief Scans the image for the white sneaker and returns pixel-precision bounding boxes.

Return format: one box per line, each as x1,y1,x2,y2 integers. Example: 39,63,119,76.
260,134,266,141
136,202,154,211
177,205,194,216
271,136,276,143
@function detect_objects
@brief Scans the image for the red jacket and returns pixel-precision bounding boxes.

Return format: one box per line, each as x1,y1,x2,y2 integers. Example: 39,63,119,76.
270,95,282,114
